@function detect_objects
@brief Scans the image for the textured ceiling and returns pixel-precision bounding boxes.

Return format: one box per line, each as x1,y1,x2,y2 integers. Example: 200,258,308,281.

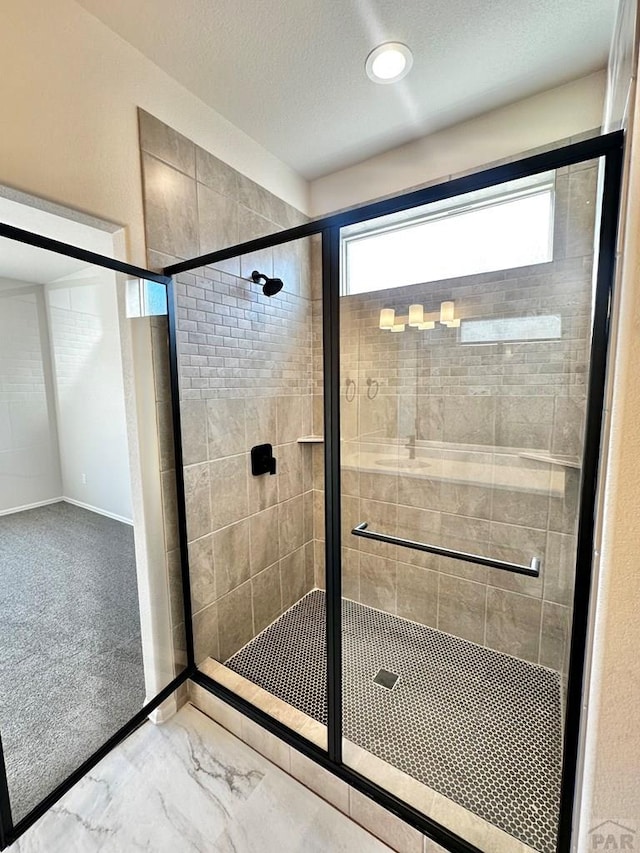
76,0,616,179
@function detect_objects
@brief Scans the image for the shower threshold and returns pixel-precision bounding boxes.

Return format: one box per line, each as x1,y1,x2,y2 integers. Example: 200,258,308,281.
225,589,561,853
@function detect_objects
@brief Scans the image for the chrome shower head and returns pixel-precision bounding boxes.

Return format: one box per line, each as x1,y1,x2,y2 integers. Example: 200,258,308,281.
250,270,284,297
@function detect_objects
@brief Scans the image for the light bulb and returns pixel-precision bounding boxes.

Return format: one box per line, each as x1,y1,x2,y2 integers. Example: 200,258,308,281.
408,304,424,327
440,301,455,324
379,308,395,329
365,43,413,85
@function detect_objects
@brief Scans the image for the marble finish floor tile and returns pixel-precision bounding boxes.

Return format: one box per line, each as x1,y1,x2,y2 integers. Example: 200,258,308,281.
10,704,392,853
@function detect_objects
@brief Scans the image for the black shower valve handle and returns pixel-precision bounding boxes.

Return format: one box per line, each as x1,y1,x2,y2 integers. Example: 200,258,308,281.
251,443,277,476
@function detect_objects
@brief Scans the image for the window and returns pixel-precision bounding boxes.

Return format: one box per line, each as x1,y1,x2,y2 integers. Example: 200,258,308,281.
341,173,555,295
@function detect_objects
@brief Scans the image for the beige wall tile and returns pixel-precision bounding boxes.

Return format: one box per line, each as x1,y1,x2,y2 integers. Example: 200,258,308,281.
438,481,491,521
248,463,279,514
210,454,249,530
141,153,199,258
485,588,542,663
342,547,360,601
360,554,397,613
240,245,274,281
540,601,570,670
198,183,239,256
213,519,251,597
277,442,304,502
314,539,326,589
544,531,576,606
279,494,305,556
305,541,315,589
156,401,175,471
180,399,207,465
443,396,495,446
217,580,253,660
249,505,280,575
491,488,549,530
313,489,325,541
290,749,349,813
240,716,290,772
167,548,185,629
193,601,219,664
195,146,239,198
187,687,243,739
252,561,282,634
246,397,277,447
207,398,246,460
161,469,179,552
358,498,397,560
551,396,585,457
303,490,314,542
277,396,303,444
139,109,195,177
438,575,486,644
280,547,306,610
397,563,438,627
349,789,424,853
188,534,215,613
184,463,211,541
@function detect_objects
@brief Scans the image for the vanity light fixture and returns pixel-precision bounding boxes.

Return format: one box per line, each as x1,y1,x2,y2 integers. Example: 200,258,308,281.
379,301,456,333
365,42,413,84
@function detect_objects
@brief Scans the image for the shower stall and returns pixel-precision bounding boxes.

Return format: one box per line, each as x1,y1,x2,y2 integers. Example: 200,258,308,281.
164,131,622,853
0,128,623,853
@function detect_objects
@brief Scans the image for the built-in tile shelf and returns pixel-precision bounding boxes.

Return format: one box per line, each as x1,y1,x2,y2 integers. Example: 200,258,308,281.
518,452,581,469
297,435,324,444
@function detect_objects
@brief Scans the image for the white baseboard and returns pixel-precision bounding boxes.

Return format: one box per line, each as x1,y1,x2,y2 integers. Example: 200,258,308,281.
0,497,63,517
147,694,178,725
0,496,133,525
62,497,134,526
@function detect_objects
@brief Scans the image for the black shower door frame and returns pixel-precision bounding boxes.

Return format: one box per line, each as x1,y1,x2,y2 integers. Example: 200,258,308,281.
0,221,193,850
174,130,624,853
0,130,623,852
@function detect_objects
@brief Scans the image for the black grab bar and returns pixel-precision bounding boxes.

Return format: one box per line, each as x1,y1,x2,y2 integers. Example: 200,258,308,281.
351,522,541,577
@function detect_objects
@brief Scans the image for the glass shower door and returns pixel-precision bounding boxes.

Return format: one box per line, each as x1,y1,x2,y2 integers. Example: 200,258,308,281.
338,160,600,853
0,229,186,839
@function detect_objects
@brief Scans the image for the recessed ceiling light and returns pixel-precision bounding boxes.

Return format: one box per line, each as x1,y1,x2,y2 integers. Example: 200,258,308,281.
365,42,413,84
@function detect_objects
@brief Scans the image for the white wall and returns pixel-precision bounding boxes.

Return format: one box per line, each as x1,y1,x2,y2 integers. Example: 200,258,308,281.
46,269,133,522
0,280,62,514
578,0,640,840
310,72,607,216
0,0,309,269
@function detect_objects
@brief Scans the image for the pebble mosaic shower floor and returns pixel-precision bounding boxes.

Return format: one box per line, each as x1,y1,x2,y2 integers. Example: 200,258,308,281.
227,589,562,853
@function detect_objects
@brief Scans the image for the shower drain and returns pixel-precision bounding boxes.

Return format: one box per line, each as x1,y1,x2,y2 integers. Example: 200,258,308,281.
373,668,399,690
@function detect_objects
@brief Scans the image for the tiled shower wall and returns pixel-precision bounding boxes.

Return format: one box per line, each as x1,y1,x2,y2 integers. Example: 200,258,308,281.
323,160,598,676
140,109,597,681
138,111,317,665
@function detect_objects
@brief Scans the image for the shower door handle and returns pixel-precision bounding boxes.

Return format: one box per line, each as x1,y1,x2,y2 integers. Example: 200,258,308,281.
351,522,541,578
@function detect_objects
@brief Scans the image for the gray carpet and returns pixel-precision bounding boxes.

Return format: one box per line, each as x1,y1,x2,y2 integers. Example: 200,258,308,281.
227,590,562,853
0,501,145,822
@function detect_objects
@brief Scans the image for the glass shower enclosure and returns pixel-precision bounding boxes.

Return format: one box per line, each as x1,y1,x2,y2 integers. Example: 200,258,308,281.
168,131,622,853
0,130,621,853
